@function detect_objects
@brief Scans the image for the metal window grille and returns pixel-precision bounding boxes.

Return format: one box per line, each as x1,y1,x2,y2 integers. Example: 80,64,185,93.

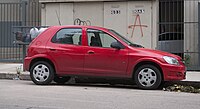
0,0,41,62
159,0,200,70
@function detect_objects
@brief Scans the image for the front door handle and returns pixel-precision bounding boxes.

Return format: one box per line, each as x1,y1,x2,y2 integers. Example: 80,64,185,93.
87,50,94,54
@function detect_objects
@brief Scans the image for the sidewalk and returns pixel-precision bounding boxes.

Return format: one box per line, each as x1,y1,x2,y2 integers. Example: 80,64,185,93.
0,63,29,80
0,63,200,83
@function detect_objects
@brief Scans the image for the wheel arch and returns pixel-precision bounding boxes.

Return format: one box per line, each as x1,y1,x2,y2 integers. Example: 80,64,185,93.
29,57,56,73
132,61,164,81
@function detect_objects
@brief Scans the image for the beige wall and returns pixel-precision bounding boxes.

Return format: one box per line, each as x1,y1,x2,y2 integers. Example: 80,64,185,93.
104,2,127,36
42,3,74,25
41,0,158,49
74,2,104,26
127,1,153,48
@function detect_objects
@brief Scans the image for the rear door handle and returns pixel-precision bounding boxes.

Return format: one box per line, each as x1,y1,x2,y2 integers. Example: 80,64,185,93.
88,50,94,54
49,48,56,51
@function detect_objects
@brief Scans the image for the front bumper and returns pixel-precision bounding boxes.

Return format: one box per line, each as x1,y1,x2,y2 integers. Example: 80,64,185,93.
162,64,186,81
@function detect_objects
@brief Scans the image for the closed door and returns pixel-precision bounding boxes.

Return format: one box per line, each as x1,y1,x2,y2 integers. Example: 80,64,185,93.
84,29,128,77
47,28,84,74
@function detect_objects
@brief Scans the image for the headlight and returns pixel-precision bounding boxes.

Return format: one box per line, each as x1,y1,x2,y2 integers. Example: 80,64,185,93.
163,56,179,65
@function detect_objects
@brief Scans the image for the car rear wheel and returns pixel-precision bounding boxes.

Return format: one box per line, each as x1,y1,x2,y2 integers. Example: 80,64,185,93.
54,76,71,84
134,65,162,90
30,61,54,85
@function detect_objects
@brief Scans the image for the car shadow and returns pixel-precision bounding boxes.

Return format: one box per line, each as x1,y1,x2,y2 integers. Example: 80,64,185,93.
26,81,141,90
55,83,139,90
25,78,168,90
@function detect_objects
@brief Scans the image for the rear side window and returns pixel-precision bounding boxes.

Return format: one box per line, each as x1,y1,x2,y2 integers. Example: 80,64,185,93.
52,28,82,45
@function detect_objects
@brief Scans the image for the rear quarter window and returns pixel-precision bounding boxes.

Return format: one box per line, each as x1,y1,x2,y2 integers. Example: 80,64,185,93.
52,28,82,45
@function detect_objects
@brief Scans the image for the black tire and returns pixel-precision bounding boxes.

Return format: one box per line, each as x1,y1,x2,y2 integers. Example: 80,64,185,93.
54,76,71,84
134,65,162,90
30,61,54,85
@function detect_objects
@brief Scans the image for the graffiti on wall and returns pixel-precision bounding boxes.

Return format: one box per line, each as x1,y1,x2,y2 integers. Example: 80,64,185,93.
74,18,91,26
128,14,148,38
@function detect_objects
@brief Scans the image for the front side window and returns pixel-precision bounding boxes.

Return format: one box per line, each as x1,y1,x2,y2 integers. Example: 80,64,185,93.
87,29,118,48
52,28,82,45
109,29,143,48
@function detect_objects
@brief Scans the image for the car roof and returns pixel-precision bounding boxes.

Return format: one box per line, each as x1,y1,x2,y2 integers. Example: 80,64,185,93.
49,25,109,31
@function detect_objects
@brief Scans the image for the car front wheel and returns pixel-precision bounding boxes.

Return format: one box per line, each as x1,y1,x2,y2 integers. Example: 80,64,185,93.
134,65,162,90
30,61,54,85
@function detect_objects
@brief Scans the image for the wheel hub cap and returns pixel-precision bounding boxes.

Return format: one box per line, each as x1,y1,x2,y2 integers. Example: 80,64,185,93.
138,68,157,87
33,64,50,82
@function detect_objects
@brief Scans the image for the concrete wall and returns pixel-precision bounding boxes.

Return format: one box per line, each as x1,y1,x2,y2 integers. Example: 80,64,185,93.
184,0,200,66
41,0,158,49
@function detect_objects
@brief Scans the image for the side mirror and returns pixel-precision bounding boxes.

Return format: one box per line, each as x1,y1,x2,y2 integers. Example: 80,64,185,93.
111,42,124,49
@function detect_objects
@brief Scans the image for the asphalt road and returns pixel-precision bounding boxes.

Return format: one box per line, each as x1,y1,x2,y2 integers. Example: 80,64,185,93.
0,80,200,109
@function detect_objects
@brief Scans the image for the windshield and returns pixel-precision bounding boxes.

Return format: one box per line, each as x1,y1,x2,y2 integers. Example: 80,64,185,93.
109,29,143,48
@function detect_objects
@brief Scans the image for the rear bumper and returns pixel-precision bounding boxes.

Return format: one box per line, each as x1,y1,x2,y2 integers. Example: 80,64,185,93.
162,64,186,81
24,57,32,71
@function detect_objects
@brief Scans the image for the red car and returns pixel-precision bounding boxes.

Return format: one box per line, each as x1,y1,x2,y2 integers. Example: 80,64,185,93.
24,25,186,89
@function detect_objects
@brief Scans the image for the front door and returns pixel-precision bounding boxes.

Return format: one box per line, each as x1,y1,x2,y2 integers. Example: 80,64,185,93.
84,29,128,77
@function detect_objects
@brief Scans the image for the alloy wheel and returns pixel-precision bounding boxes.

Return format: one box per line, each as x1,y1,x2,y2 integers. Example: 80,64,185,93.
33,64,50,82
138,68,157,87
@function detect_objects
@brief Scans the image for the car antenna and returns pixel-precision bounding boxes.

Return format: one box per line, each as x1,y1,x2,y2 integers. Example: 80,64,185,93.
55,10,61,25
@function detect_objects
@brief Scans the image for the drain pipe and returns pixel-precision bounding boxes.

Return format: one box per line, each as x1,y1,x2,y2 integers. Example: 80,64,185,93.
198,3,200,66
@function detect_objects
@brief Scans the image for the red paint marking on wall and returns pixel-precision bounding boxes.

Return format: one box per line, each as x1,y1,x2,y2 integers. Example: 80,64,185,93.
128,14,148,37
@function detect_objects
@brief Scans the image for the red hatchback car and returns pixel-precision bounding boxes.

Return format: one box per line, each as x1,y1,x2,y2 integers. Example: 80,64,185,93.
24,25,186,89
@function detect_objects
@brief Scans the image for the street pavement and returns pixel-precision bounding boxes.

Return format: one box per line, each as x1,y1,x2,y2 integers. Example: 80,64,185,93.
0,63,200,109
0,79,200,109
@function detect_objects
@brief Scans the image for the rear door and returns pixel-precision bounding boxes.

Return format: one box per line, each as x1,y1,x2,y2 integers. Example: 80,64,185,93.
47,28,84,75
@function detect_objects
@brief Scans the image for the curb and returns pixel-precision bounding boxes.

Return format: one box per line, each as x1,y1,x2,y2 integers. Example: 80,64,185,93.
164,81,200,88
0,73,30,80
